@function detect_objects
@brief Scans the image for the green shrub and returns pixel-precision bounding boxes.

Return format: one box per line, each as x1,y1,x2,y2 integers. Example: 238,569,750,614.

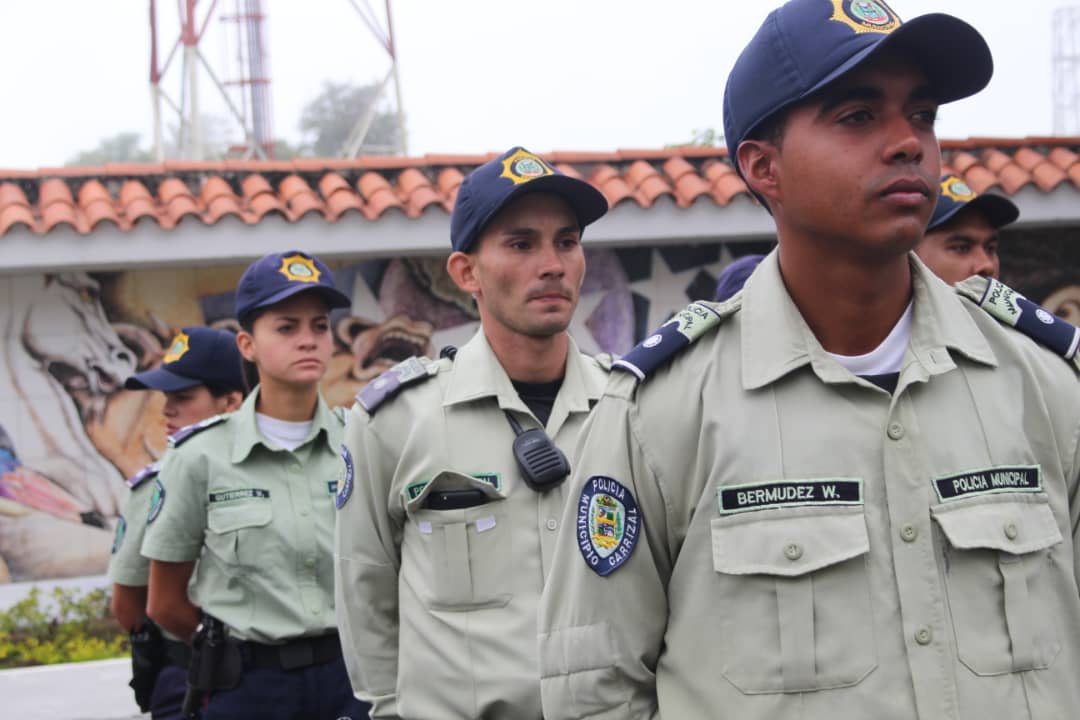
0,586,127,668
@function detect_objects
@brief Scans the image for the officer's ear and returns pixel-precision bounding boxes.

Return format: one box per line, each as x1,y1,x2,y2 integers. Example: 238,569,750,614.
737,139,782,211
235,330,256,362
446,251,480,296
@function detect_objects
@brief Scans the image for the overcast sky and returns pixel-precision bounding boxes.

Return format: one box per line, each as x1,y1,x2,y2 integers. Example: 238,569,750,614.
0,0,1073,169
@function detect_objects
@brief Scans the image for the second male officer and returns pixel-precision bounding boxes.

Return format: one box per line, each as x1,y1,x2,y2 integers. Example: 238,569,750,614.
915,173,1019,285
334,146,610,719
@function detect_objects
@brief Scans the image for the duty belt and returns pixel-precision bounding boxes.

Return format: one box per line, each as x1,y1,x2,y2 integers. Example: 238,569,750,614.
240,631,342,671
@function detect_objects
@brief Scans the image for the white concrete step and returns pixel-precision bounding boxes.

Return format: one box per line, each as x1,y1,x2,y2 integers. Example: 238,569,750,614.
0,658,146,720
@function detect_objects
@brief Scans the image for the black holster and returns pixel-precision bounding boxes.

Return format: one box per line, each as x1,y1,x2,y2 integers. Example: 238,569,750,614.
181,614,242,719
128,620,166,713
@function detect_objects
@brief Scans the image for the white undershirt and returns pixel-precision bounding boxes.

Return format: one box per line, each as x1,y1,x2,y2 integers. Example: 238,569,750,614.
826,302,913,376
255,413,313,452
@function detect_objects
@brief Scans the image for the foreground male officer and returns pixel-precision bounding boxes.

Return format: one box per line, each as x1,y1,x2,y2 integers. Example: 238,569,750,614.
916,173,1019,285
539,2,1080,719
109,327,245,718
334,146,610,719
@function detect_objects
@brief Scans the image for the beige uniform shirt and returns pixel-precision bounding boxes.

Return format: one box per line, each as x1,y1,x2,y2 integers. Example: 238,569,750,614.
539,252,1080,720
334,331,609,719
142,389,344,643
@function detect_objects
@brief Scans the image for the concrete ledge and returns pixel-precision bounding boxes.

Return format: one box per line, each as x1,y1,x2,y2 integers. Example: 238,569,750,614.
0,658,144,720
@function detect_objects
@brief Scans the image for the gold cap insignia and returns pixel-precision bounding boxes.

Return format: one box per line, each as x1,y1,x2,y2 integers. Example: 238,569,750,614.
830,0,901,35
940,175,977,202
278,254,321,283
500,148,555,186
163,331,190,364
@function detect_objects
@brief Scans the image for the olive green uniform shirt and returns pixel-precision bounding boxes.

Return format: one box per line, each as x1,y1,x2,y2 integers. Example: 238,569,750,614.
108,464,159,586
142,390,344,644
334,332,609,719
539,253,1080,720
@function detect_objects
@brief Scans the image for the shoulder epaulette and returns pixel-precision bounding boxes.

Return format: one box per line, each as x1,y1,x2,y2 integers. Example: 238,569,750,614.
168,414,228,448
356,356,440,414
127,461,161,489
957,276,1080,373
614,299,738,380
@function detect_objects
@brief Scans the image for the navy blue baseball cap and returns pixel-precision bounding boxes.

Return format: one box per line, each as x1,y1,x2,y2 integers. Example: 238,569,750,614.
234,250,351,321
927,174,1019,231
125,327,245,392
450,146,609,253
714,254,765,302
723,0,993,167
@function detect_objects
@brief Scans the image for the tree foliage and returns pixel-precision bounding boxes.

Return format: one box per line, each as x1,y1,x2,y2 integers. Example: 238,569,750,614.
299,80,403,157
667,128,725,149
65,132,155,166
0,586,126,667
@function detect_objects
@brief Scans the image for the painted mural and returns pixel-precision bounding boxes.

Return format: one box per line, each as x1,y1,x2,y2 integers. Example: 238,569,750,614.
0,235,1075,583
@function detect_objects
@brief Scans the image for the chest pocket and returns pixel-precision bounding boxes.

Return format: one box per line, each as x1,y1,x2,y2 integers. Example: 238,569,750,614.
931,493,1063,675
400,471,512,612
206,499,273,570
709,505,876,694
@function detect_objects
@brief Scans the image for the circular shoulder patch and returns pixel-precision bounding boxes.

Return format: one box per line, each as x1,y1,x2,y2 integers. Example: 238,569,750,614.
111,515,127,555
147,478,166,524
336,446,355,510
576,476,642,577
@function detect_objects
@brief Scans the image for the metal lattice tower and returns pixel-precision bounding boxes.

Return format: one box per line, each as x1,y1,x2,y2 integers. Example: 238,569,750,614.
1053,7,1080,135
149,0,273,160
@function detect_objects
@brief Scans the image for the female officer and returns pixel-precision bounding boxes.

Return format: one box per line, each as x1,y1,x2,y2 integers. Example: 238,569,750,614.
110,326,246,719
142,250,369,720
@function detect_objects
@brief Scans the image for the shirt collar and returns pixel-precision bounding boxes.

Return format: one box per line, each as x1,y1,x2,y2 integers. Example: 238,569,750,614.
230,387,338,463
442,330,603,416
741,250,997,391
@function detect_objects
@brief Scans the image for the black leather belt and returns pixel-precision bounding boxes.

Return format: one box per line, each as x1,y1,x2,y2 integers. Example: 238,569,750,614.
164,638,191,668
241,631,342,671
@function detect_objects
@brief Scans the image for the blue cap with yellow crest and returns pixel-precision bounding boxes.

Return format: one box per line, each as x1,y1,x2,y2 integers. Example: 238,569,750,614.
234,250,351,322
928,174,1019,231
723,0,993,167
124,326,246,392
450,146,609,253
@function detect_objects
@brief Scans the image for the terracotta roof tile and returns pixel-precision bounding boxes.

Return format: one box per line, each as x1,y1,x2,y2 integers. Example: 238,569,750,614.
0,182,34,234
3,138,1080,237
280,174,325,220
118,180,159,226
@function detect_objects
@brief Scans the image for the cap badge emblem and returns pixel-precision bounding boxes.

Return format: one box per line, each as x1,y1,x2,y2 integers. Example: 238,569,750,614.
163,331,190,364
940,176,977,202
831,0,900,34
278,254,321,283
500,148,555,186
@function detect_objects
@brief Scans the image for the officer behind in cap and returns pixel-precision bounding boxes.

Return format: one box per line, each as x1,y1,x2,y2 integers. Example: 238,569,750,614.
916,173,1019,285
109,327,246,719
714,254,765,302
143,251,369,720
539,2,1080,719
334,146,610,719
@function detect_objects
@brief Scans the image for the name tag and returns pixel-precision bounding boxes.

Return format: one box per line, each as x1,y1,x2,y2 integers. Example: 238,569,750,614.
209,488,270,503
933,465,1040,502
718,479,862,515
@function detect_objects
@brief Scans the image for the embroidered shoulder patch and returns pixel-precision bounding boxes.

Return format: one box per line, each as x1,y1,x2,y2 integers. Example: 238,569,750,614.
147,478,166,524
336,446,354,509
356,356,440,414
577,476,642,577
111,515,127,554
127,461,161,490
957,277,1080,373
934,465,1041,502
614,300,735,381
169,414,228,448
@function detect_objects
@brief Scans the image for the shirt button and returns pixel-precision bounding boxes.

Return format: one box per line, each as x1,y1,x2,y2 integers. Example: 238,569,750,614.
887,422,905,440
784,543,803,561
1004,523,1019,540
900,524,918,542
546,518,558,531
305,557,316,568
915,626,932,645
299,507,309,517
311,606,321,615
290,464,302,474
